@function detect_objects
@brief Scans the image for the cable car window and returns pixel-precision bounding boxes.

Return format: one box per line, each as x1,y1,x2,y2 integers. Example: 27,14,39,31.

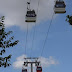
56,4,64,7
37,67,42,71
56,4,65,7
26,14,36,17
27,11,31,14
55,1,66,8
26,11,36,17
32,11,35,14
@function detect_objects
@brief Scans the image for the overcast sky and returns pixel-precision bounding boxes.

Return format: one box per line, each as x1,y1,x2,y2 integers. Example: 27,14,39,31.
0,0,72,72
0,0,56,29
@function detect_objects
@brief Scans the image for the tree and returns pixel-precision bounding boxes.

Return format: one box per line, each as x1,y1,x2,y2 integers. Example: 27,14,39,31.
0,16,19,68
66,15,72,25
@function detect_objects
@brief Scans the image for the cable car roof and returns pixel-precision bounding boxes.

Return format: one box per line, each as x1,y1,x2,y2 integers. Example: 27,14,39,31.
55,1,65,5
56,1,64,3
55,1,66,8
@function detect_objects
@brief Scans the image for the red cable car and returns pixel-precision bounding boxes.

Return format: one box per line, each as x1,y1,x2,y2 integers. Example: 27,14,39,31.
22,69,27,72
36,66,42,72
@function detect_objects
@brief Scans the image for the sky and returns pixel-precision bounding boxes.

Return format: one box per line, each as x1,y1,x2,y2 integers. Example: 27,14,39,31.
0,0,72,72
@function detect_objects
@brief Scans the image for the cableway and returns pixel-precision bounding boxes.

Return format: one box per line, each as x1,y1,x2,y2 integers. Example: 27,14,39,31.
41,12,55,56
24,0,67,59
30,0,41,57
22,0,68,71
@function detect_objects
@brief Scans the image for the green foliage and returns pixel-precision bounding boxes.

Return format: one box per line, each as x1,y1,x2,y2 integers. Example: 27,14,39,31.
66,15,72,25
0,16,19,68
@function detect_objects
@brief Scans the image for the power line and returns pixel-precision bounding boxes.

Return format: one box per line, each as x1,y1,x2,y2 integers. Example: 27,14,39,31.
41,12,55,56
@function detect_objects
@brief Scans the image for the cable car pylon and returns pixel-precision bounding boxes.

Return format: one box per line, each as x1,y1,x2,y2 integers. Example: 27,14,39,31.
22,57,42,72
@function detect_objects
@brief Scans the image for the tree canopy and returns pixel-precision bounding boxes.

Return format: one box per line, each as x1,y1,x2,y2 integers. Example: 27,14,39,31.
0,16,19,68
66,15,72,25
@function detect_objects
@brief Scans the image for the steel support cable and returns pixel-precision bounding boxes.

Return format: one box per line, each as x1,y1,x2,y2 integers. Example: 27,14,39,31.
41,12,55,56
30,23,36,57
25,0,31,55
30,0,41,57
29,0,31,6
25,23,28,55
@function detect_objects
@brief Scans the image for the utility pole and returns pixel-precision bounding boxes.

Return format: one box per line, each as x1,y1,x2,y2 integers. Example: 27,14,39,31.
23,57,40,72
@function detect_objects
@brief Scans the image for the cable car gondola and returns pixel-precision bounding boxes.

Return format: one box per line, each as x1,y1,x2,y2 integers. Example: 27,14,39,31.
36,66,42,72
25,2,37,22
22,69,27,72
54,0,66,13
